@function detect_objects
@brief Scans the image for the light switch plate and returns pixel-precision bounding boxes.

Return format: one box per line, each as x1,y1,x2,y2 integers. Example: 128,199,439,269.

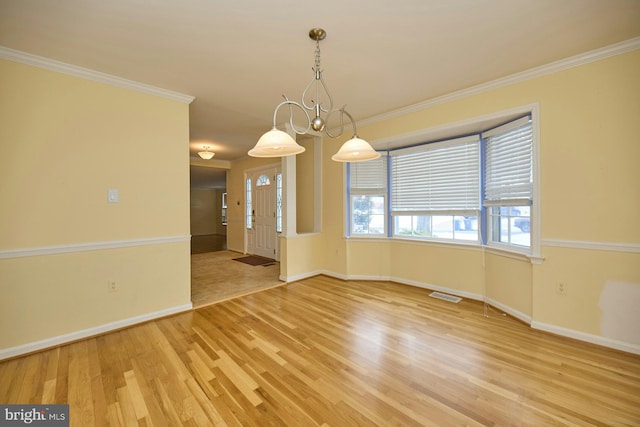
108,189,119,203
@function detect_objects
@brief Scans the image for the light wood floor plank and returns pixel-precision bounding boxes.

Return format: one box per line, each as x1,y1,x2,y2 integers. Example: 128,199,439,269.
2,276,639,426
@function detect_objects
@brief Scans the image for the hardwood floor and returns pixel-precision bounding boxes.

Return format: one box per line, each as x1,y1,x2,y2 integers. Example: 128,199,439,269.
191,250,282,308
2,276,639,426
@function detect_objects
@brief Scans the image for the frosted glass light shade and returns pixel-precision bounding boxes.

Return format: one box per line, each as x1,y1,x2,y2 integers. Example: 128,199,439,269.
248,128,305,157
331,137,380,162
198,150,215,160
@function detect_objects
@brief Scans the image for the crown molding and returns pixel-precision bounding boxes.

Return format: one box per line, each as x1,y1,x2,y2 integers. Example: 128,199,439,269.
0,46,195,104
359,37,640,128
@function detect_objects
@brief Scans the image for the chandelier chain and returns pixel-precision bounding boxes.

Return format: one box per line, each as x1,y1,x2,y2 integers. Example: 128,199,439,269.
314,40,321,70
249,28,380,162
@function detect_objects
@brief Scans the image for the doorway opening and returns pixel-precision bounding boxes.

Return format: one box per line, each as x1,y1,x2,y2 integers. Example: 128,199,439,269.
245,164,281,261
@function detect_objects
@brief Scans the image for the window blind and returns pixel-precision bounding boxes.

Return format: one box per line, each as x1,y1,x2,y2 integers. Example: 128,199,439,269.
483,117,532,205
390,135,480,214
350,155,387,195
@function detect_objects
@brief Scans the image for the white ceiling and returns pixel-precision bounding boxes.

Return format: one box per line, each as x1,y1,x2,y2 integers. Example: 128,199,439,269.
2,0,639,169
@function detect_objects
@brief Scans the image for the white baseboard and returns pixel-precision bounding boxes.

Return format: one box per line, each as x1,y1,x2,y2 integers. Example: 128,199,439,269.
226,246,245,254
0,303,192,361
531,321,640,355
388,276,484,302
281,269,639,355
280,269,343,283
484,297,533,324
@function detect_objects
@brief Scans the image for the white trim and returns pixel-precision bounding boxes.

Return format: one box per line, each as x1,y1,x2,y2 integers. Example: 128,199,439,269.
282,271,486,304
530,104,542,260
281,269,640,354
531,321,640,356
282,232,322,239
280,269,344,283
0,235,191,259
542,238,640,254
390,237,484,252
484,297,532,325
359,37,640,128
226,245,245,254
0,46,195,104
484,247,534,263
370,103,537,149
386,277,484,302
0,303,192,361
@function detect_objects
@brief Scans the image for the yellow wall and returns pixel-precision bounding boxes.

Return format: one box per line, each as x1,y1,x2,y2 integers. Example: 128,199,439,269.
534,247,640,340
0,242,190,347
280,233,324,280
320,141,348,275
540,54,640,242
296,137,316,234
0,59,191,352
189,44,640,352
345,240,391,279
485,252,532,318
307,48,639,349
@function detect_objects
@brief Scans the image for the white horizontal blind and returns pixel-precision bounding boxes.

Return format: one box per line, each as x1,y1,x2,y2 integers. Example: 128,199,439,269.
390,136,480,213
350,155,387,195
484,117,532,204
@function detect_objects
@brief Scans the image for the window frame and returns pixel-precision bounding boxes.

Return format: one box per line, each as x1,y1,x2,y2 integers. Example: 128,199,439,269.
345,105,540,261
245,178,252,230
389,134,481,244
482,116,534,254
348,156,389,237
275,172,282,233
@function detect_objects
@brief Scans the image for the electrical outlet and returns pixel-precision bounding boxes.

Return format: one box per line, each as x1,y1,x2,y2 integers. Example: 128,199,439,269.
108,281,117,293
556,282,567,296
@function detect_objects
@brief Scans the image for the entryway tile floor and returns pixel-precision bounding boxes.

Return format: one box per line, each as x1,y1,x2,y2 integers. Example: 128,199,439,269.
191,250,283,308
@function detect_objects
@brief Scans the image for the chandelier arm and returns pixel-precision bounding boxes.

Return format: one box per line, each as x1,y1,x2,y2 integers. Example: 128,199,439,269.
323,108,344,138
325,106,359,139
271,99,312,135
340,108,359,137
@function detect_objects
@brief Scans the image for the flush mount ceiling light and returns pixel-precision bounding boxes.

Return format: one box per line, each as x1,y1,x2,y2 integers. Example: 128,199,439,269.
248,28,380,163
198,145,215,160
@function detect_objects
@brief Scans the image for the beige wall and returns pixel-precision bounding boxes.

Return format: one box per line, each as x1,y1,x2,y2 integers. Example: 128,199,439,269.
296,137,316,234
278,47,639,351
0,59,192,353
8,42,636,357
191,188,227,236
205,46,640,351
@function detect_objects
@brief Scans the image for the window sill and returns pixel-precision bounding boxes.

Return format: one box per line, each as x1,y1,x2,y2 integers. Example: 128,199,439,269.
485,246,543,264
346,236,544,263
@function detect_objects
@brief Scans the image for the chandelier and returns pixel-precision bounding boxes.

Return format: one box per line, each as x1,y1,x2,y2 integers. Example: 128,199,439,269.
248,28,380,162
198,145,215,159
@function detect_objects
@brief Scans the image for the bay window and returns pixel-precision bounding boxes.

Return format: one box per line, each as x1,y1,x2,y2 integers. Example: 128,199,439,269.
347,113,535,254
484,117,533,248
349,156,387,235
391,135,480,242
